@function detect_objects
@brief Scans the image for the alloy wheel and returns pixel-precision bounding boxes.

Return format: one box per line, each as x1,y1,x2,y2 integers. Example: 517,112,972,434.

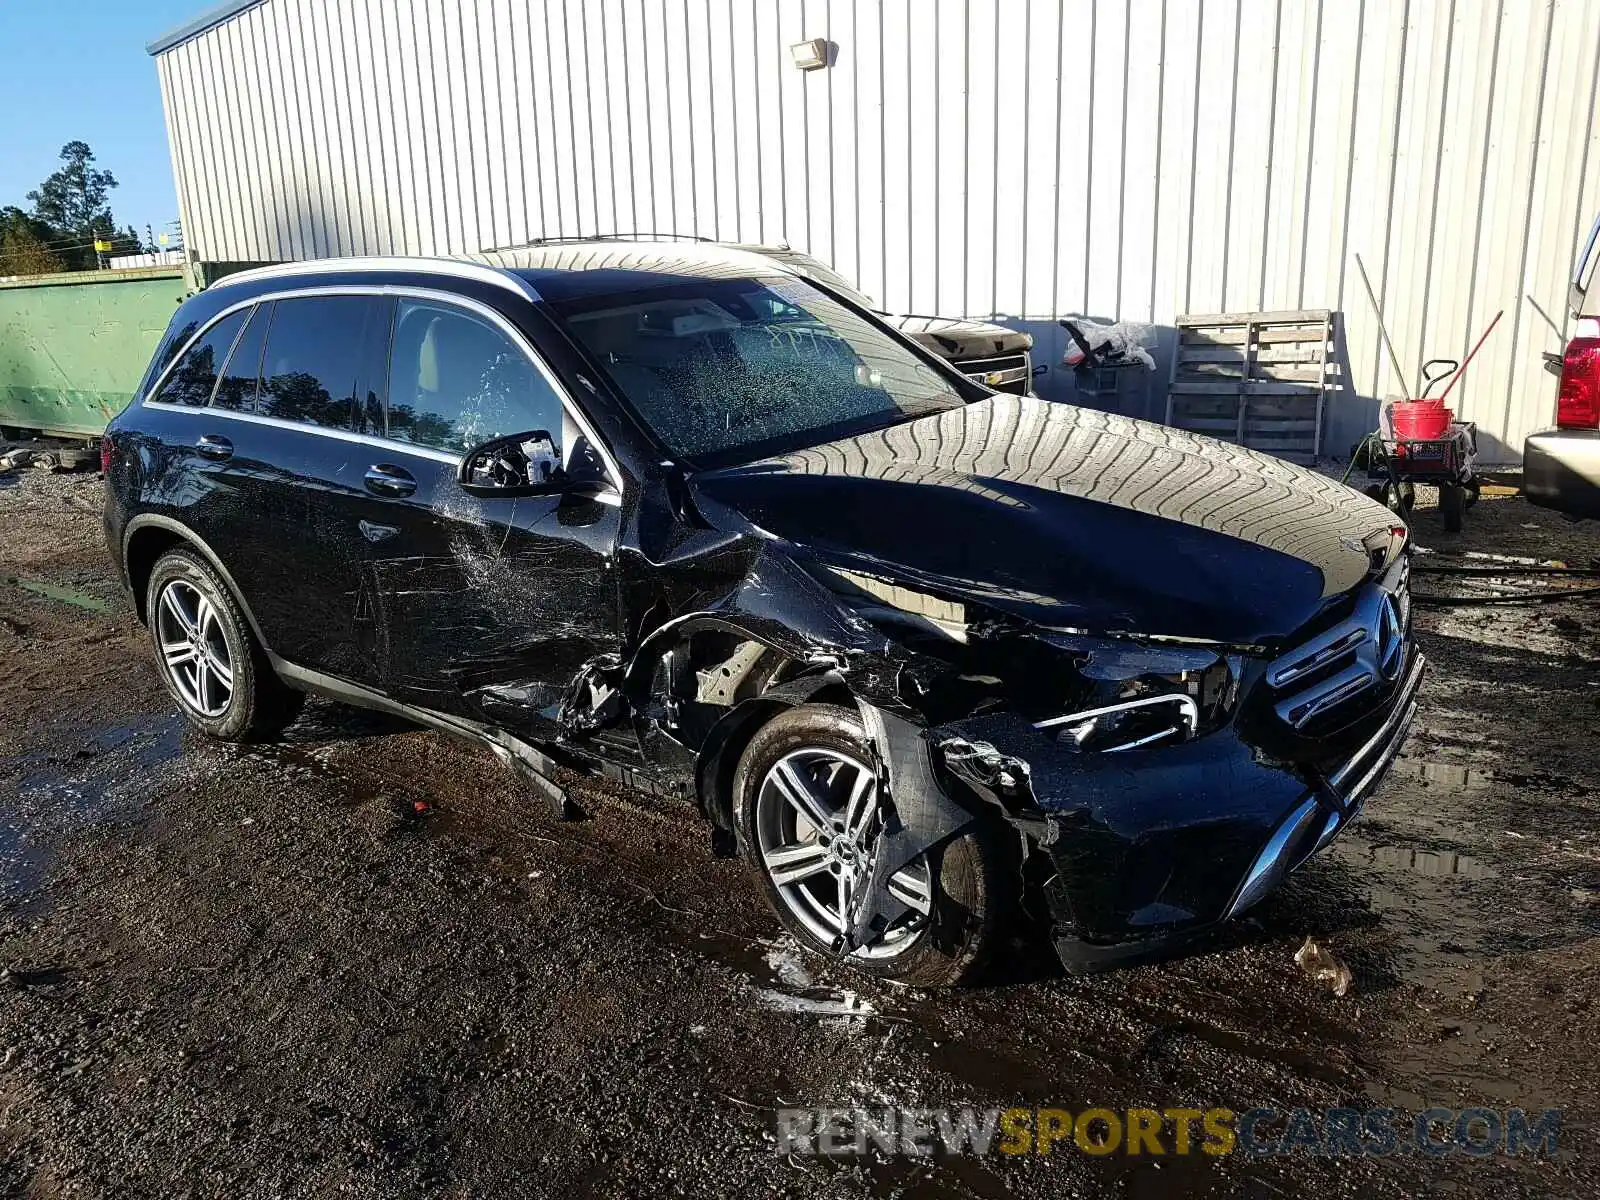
753,746,932,959
155,579,234,718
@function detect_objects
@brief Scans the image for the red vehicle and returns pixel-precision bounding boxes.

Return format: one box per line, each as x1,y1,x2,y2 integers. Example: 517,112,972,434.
1524,212,1600,519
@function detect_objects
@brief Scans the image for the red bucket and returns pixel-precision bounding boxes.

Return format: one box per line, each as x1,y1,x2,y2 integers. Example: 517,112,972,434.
1391,401,1453,440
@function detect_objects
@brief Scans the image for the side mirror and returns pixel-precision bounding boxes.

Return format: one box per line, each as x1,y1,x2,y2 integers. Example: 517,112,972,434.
458,430,565,497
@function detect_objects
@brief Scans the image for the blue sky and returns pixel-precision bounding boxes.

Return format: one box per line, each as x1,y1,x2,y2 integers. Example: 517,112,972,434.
0,0,204,239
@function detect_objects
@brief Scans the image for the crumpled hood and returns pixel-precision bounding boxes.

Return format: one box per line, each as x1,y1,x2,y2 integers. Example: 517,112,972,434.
688,395,1401,645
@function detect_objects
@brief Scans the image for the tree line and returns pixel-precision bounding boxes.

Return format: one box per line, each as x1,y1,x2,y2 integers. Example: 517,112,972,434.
1,141,149,276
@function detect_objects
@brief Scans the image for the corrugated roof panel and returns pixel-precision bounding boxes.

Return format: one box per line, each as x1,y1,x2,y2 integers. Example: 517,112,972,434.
147,0,267,56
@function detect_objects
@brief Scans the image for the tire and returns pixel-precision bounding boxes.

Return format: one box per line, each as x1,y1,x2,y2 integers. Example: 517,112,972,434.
145,548,304,741
1440,482,1464,532
1380,482,1414,518
733,703,1012,987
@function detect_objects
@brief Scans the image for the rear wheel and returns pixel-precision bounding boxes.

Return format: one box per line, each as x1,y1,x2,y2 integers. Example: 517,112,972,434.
145,548,304,741
734,703,1011,986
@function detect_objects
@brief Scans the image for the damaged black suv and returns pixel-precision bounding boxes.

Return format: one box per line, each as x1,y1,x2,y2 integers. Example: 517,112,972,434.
104,242,1423,986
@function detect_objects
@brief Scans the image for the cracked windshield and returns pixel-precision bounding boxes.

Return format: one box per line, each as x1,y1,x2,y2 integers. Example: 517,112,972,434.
547,272,969,465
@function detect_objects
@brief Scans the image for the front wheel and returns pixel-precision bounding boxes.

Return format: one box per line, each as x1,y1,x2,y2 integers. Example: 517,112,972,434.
734,703,1012,987
145,548,304,741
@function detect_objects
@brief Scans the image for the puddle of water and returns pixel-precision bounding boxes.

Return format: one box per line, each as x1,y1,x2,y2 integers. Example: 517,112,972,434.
4,575,111,613
1,715,185,906
764,938,817,989
1366,843,1496,880
1385,757,1494,791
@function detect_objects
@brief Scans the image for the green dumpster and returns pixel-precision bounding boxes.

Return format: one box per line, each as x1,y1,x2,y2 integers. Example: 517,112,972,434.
0,266,187,439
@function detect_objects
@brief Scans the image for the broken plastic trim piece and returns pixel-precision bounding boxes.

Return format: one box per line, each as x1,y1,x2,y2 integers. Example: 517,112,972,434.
847,701,979,952
557,654,626,736
935,736,1057,847
488,736,585,821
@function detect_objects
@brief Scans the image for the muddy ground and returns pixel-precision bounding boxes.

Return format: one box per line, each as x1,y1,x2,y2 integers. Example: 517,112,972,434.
2,465,1598,1198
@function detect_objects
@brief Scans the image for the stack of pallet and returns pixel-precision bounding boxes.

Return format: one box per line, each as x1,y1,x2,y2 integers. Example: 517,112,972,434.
1163,310,1343,465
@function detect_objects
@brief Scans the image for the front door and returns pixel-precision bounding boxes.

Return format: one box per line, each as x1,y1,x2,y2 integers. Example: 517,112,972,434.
344,295,622,736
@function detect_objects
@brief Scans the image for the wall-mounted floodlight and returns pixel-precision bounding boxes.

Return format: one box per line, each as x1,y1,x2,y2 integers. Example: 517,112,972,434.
790,38,833,70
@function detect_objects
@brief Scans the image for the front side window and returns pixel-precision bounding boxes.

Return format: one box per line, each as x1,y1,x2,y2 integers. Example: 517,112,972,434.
150,308,248,407
256,296,373,430
542,271,970,466
386,299,563,453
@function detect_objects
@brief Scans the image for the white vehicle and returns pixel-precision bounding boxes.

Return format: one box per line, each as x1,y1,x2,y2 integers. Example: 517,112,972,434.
1523,211,1600,519
735,243,1036,395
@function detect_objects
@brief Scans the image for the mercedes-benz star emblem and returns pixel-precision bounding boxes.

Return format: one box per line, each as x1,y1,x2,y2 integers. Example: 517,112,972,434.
1375,593,1404,680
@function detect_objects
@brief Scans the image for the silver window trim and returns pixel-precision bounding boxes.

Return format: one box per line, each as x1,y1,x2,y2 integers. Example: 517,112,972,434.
140,283,625,492
141,401,464,465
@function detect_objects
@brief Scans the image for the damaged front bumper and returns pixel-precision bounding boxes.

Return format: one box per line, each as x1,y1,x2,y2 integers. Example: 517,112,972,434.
933,651,1426,973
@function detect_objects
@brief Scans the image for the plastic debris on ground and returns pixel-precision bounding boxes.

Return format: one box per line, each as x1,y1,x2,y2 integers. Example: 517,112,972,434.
1294,935,1354,997
753,937,877,1020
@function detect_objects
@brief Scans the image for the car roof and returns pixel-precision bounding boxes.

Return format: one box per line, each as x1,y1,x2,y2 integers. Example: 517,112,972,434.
208,240,808,306
474,239,807,295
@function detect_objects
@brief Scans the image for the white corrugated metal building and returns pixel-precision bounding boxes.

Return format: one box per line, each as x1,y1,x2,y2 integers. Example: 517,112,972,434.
150,0,1600,463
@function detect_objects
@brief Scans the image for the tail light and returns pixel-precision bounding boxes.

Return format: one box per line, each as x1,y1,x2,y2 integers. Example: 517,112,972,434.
1556,337,1600,429
100,435,112,476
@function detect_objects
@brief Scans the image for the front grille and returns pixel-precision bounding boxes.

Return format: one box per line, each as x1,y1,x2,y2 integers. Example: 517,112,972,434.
1264,570,1411,735
958,351,1032,395
1323,653,1425,806
1226,648,1425,921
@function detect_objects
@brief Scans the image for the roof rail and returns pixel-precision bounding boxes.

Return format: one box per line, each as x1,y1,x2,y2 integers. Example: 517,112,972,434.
204,256,541,303
484,232,716,252
472,240,803,281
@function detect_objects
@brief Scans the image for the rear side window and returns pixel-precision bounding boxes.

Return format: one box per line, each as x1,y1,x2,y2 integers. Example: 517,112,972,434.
386,299,563,453
256,296,374,430
150,309,248,407
211,304,268,412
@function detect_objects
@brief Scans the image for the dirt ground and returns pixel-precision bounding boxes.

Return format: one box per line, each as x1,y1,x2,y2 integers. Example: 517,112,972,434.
2,464,1598,1198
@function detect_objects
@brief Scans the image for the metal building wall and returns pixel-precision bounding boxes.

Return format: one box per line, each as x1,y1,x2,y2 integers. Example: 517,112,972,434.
153,0,1600,462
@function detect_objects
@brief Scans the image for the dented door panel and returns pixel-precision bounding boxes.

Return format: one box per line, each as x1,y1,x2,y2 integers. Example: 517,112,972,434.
352,450,621,733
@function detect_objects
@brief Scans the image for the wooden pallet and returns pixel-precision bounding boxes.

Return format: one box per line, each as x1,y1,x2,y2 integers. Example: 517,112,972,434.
1163,309,1342,464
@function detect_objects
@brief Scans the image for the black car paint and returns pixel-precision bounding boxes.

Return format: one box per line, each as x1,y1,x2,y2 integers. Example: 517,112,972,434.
105,257,1421,969
687,396,1393,645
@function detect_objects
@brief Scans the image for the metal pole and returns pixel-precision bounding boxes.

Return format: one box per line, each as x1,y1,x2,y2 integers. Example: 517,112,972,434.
1355,253,1412,400
1436,309,1505,404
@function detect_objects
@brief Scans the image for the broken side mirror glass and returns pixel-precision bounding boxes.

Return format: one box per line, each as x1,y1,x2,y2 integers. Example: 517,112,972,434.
459,429,620,503
459,430,567,497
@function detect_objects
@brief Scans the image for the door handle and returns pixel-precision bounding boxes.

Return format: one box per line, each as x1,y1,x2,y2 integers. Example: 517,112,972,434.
364,463,417,497
195,434,233,461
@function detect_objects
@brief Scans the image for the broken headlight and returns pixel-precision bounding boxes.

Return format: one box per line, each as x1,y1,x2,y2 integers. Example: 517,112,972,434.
1033,639,1244,753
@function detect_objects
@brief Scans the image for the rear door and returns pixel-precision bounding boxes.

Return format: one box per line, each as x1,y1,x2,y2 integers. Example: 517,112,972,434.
201,293,391,678
343,294,622,734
